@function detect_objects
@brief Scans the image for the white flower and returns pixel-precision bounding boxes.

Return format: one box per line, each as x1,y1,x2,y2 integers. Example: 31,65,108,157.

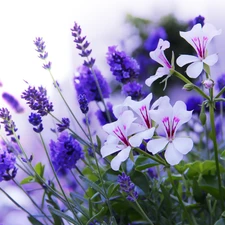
145,39,172,87
100,110,140,171
176,23,222,78
147,101,193,165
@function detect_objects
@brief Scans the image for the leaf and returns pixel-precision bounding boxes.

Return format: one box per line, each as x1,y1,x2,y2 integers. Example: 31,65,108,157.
27,216,45,225
20,176,34,185
34,162,45,180
220,150,225,161
85,207,105,225
107,183,119,198
79,175,106,198
130,171,149,195
48,206,77,224
214,218,225,225
160,184,172,216
135,155,159,171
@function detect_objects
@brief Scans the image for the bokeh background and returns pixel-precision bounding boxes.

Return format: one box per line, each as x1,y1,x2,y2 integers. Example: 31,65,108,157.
1,0,225,224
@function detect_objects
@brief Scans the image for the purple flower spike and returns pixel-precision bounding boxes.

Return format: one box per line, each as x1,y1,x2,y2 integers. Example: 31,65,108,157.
28,113,43,133
118,172,138,202
2,92,24,113
122,81,143,100
78,94,89,114
56,118,70,132
49,131,83,171
106,46,140,84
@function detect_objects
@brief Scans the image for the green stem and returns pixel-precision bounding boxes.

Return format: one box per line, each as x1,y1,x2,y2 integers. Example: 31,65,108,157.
134,199,154,225
208,97,224,211
133,147,167,166
215,86,225,98
167,167,197,225
39,133,84,225
173,70,210,100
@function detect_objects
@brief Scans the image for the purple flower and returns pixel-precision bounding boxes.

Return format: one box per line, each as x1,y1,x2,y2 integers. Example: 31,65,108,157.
0,147,17,182
121,81,143,100
28,113,43,133
106,46,140,84
56,118,70,132
0,108,18,136
95,102,117,126
2,92,24,113
74,65,110,103
144,27,167,52
49,131,83,171
118,172,138,202
189,15,205,28
21,86,54,116
71,22,95,67
186,96,202,114
78,94,89,114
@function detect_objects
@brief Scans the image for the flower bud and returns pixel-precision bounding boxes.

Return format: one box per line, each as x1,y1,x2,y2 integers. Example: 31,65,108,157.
202,79,214,89
199,104,206,125
183,83,194,91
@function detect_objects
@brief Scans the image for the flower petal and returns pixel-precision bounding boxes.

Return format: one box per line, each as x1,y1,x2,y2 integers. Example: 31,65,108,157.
145,67,169,87
173,137,193,154
186,61,203,78
176,55,199,67
203,54,218,66
129,128,155,147
100,143,124,157
111,146,131,171
147,137,168,154
164,143,183,165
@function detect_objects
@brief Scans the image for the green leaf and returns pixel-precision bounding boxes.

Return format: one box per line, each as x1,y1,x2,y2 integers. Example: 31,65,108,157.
20,176,34,185
79,175,106,198
130,171,149,195
85,207,105,225
135,155,159,171
192,179,206,203
107,183,119,198
27,216,45,225
220,150,225,161
34,162,45,178
48,206,77,224
160,184,172,216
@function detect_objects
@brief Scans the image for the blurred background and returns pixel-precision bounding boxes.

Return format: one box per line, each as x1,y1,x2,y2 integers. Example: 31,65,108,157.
1,0,225,224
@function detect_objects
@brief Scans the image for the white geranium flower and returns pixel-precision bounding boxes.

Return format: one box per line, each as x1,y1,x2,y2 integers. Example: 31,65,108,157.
176,23,222,78
145,39,173,87
147,101,193,165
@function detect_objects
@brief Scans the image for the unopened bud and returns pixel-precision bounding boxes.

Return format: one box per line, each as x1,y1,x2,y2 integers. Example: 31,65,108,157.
199,104,206,125
183,83,194,91
202,79,214,89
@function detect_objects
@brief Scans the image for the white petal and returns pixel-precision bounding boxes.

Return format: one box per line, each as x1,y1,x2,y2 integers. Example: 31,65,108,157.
147,138,168,154
203,23,222,45
186,61,203,78
111,146,131,171
164,143,183,165
100,143,123,157
129,128,155,147
145,67,168,87
151,96,170,109
173,137,193,154
203,54,218,66
176,55,199,67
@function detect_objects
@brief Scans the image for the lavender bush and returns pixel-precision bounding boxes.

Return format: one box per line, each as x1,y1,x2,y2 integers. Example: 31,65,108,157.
1,15,225,225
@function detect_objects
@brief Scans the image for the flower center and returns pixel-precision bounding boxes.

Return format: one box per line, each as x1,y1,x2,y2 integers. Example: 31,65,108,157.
191,36,208,59
139,105,151,128
162,116,180,140
113,126,130,146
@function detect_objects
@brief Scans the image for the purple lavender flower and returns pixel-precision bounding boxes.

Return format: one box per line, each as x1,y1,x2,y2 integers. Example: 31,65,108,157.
186,96,202,114
0,147,17,182
71,22,95,67
34,37,51,68
217,73,225,97
28,113,43,133
2,92,24,113
95,102,117,126
118,172,138,202
21,86,54,116
49,131,83,171
56,118,70,132
74,65,110,103
189,15,205,28
0,108,18,136
121,81,143,100
78,94,89,114
144,27,167,52
106,46,140,84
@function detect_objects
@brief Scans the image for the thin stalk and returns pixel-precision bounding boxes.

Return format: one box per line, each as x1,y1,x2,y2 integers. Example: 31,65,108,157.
134,147,167,166
208,95,224,211
39,133,84,225
84,114,114,218
12,179,54,224
215,86,225,98
167,167,198,225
